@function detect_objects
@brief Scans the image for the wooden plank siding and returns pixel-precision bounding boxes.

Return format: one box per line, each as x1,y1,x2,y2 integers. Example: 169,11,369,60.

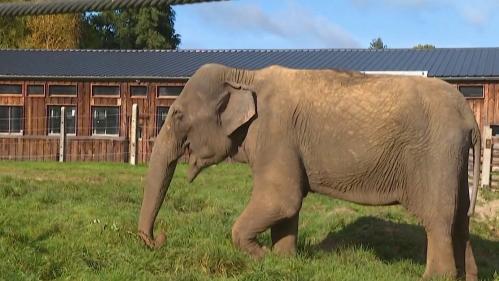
0,79,186,163
1,78,498,165
458,81,499,131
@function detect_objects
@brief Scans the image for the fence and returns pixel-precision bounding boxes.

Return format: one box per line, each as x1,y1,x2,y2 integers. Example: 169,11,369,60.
1,108,499,190
466,126,499,190
0,105,139,164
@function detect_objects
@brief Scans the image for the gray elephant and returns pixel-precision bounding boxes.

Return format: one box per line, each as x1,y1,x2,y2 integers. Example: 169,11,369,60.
137,64,480,280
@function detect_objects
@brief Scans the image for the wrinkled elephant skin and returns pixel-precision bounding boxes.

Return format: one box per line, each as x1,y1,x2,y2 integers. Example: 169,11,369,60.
137,64,480,281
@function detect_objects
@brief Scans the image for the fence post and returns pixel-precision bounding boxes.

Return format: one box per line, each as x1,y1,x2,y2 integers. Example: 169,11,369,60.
481,125,492,188
59,106,66,162
129,104,138,165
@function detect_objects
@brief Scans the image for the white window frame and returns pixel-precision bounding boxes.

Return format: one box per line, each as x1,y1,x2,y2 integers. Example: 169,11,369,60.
458,85,484,99
92,106,120,136
47,106,77,136
0,105,24,135
91,84,121,98
48,84,78,97
156,106,170,135
157,85,184,98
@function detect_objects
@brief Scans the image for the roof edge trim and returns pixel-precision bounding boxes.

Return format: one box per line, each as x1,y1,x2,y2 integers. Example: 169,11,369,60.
0,75,191,81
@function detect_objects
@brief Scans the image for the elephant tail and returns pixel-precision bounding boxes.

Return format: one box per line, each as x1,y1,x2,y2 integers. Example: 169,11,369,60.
468,123,481,216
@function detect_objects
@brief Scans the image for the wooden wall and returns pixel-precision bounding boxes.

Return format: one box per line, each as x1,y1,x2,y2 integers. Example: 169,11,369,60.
1,78,499,164
0,79,186,163
457,81,499,132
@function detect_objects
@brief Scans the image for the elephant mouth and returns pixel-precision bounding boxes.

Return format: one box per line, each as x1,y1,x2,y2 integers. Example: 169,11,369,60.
186,148,215,183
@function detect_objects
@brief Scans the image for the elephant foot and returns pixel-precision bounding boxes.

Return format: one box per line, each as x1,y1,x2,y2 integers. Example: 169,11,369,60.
250,245,269,260
466,273,478,281
138,230,166,249
236,240,270,261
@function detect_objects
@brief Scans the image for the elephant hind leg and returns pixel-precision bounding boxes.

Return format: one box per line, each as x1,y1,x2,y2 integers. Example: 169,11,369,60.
410,165,460,278
453,172,478,281
423,220,457,280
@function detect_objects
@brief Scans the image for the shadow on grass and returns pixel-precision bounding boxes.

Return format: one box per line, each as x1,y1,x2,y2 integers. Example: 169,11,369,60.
312,216,498,281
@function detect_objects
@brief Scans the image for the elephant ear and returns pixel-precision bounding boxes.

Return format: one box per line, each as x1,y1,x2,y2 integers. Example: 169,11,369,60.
218,81,256,136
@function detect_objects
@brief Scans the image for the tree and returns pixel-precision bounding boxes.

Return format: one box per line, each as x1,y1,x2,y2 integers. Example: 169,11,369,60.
22,14,81,49
0,0,80,49
0,0,27,48
369,37,387,49
81,6,180,49
413,44,435,50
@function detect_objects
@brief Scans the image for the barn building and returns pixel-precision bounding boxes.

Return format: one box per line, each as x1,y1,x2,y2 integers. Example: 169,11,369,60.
1,48,499,163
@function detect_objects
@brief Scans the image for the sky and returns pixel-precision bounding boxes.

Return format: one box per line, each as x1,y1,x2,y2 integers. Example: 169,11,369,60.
173,0,499,49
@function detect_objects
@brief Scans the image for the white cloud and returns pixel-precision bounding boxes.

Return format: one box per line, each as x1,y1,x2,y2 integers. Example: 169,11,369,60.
192,1,360,48
460,7,488,27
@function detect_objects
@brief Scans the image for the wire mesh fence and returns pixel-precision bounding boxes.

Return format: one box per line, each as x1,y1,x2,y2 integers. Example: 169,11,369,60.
0,104,155,164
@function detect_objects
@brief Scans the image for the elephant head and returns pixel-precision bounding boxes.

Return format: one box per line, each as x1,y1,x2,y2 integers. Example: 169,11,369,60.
137,64,257,248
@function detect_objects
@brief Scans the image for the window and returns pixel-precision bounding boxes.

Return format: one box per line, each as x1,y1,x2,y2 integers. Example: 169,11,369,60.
92,85,120,97
130,86,147,97
92,107,119,135
0,106,23,134
49,85,77,96
0,84,22,95
156,107,169,134
158,86,183,97
27,85,44,96
47,106,76,135
459,86,483,98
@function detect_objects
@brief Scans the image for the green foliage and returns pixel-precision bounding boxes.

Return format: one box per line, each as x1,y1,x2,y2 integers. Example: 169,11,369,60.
413,44,436,50
81,6,180,49
0,0,179,50
0,161,497,280
0,0,80,49
0,16,26,48
0,0,26,48
369,37,387,49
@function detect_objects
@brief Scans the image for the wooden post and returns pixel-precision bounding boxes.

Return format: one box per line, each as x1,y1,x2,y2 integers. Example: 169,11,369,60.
59,106,66,162
129,104,138,165
481,125,492,188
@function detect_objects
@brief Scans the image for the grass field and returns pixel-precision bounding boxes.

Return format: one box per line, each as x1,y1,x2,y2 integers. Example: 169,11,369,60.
0,161,498,281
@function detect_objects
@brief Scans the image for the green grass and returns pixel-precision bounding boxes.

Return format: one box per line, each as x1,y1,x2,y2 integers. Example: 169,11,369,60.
0,161,498,281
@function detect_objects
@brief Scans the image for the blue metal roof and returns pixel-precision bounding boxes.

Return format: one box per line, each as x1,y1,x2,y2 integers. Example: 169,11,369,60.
1,48,499,80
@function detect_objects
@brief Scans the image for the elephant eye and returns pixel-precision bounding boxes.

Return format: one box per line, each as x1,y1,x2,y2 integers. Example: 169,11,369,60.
172,109,183,121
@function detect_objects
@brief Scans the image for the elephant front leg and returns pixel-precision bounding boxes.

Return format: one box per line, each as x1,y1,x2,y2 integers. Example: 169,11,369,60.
271,213,299,256
231,156,304,259
231,196,301,259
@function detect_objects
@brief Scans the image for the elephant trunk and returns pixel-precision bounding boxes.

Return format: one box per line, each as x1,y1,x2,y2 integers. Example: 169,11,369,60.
138,121,182,249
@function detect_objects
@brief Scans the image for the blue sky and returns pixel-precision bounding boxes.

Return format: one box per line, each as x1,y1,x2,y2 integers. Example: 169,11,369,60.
174,0,499,49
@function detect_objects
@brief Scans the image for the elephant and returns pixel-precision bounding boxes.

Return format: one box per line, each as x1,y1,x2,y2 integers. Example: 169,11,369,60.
137,63,480,280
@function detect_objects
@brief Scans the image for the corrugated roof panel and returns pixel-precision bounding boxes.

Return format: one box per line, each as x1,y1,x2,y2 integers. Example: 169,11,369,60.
2,48,499,79
470,49,484,76
339,50,363,70
492,50,499,75
460,49,477,77
433,50,453,76
482,49,496,76
446,49,465,77
374,50,400,71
